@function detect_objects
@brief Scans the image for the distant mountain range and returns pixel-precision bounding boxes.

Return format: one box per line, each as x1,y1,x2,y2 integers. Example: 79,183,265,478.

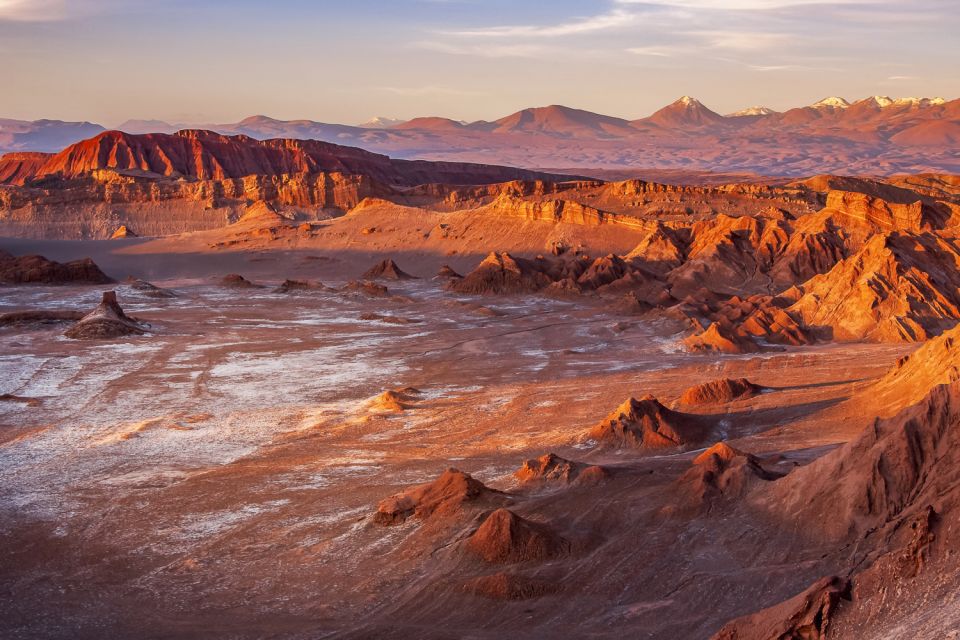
2,95,957,176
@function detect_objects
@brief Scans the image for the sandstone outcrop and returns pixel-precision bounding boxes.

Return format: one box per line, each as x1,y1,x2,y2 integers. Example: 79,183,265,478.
0,251,112,285
766,381,960,542
14,129,568,186
128,279,175,298
448,252,554,295
683,322,760,354
513,453,605,486
712,576,850,640
273,279,327,293
678,378,765,406
340,280,389,297
435,265,463,280
0,309,84,328
787,231,960,342
871,322,960,413
589,395,708,449
374,468,509,526
678,442,783,509
64,291,146,339
218,274,261,288
367,388,421,413
464,509,569,564
110,225,136,239
362,258,416,280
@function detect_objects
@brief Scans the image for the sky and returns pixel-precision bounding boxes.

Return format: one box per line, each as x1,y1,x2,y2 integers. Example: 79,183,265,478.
1,0,958,126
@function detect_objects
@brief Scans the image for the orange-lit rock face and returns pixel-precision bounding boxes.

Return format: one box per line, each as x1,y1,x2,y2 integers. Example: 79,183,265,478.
588,395,708,449
678,378,764,406
0,152,50,185
463,508,569,564
10,129,565,187
374,468,508,526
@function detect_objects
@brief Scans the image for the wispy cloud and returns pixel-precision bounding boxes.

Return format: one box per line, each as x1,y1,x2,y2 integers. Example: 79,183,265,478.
442,8,636,38
700,30,788,51
616,0,876,9
415,40,549,58
0,0,66,21
0,0,122,22
626,46,675,57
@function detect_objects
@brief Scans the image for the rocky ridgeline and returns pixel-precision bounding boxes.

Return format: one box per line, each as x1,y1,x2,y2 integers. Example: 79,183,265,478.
445,177,960,349
0,250,112,285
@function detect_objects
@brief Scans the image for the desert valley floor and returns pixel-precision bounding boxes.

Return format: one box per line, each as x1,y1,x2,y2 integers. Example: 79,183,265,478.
0,267,912,639
0,212,958,638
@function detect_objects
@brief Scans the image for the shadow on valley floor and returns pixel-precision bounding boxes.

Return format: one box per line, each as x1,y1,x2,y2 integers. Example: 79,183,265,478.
0,237,505,283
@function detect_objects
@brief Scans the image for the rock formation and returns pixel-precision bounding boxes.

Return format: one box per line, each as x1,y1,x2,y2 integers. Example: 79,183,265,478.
340,280,389,297
678,378,765,406
128,279,175,298
717,380,960,637
435,265,463,280
712,576,850,640
589,395,708,449
677,442,783,510
110,225,136,239
514,453,583,485
362,258,416,280
367,388,420,413
765,381,960,542
871,322,960,413
448,252,554,295
0,251,112,285
18,129,569,186
64,291,146,339
786,232,960,342
218,274,261,288
373,468,509,526
464,509,569,564
683,322,760,354
0,309,84,328
273,279,327,293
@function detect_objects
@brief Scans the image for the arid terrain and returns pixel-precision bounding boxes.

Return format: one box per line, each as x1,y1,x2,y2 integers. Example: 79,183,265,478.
3,95,958,176
3,128,960,639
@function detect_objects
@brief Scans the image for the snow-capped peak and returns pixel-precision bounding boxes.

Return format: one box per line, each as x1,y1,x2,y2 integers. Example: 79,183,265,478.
853,96,946,109
860,96,895,107
357,116,405,129
727,106,777,117
812,96,851,109
891,97,946,107
676,96,700,107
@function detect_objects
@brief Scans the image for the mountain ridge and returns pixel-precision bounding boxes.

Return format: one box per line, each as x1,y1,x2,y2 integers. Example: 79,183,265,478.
3,95,957,176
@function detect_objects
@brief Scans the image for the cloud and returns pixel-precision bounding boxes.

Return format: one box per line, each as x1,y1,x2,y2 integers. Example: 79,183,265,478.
887,75,915,81
442,8,636,38
626,46,674,57
0,0,122,22
415,40,550,58
700,31,787,51
615,0,875,8
0,0,66,21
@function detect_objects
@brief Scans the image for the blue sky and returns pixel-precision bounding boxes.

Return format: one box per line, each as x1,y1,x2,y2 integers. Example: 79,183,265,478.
1,0,957,125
